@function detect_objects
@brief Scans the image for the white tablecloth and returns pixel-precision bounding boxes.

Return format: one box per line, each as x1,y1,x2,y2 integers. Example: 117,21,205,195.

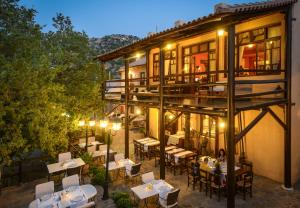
174,150,193,163
30,185,93,208
168,134,184,145
78,141,102,148
47,158,85,174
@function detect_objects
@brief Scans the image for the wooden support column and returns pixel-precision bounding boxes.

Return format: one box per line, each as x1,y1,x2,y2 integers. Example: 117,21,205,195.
145,50,150,137
184,112,191,149
100,61,106,142
215,117,220,157
227,24,236,208
284,6,292,189
159,45,166,179
124,57,130,158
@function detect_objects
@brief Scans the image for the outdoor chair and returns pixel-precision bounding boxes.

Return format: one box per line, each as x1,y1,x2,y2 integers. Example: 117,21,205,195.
141,171,155,184
49,169,66,188
133,140,139,157
187,163,199,190
114,153,125,162
35,181,54,199
106,152,117,163
127,163,141,185
154,149,161,167
139,144,148,160
169,154,182,176
159,188,180,208
236,171,253,200
209,173,225,201
199,169,209,196
66,166,82,182
62,174,80,189
58,152,71,163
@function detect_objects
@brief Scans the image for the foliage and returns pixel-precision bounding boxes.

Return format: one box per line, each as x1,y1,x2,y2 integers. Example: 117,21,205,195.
80,152,93,166
0,0,105,166
112,192,132,208
90,167,110,187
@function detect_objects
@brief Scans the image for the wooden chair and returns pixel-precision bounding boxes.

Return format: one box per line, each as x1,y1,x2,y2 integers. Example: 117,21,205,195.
209,173,225,201
62,174,80,189
141,171,155,184
169,155,181,176
158,188,180,208
127,163,141,185
133,141,139,157
187,163,199,190
199,169,209,196
236,171,253,200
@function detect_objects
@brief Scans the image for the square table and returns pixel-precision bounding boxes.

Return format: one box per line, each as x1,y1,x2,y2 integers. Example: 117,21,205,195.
131,180,173,208
47,158,85,175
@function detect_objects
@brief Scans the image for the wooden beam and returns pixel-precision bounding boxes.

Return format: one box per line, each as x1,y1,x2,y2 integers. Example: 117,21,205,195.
226,24,236,208
165,112,183,129
159,45,166,179
266,107,287,130
235,109,268,144
184,112,191,149
105,104,121,117
284,6,292,189
124,57,129,158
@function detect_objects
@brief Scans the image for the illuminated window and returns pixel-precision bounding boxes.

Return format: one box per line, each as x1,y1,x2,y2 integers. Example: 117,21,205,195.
153,53,160,81
164,49,176,80
183,41,216,82
236,25,281,76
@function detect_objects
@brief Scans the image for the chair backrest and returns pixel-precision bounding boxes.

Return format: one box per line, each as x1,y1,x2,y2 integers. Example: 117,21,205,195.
131,163,141,175
35,181,54,199
166,189,180,206
199,169,208,179
67,166,81,177
114,153,125,162
87,145,96,153
142,171,155,184
77,201,96,208
100,144,107,152
106,152,116,162
58,152,71,163
89,137,95,142
62,174,80,189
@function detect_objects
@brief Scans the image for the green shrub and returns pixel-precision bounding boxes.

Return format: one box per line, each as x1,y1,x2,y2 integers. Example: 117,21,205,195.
90,167,110,187
112,191,132,208
80,152,93,166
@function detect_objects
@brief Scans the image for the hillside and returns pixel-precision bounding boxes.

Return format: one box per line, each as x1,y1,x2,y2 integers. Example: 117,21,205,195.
90,34,140,78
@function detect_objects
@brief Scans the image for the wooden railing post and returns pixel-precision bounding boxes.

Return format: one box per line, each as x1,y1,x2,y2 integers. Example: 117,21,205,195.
124,56,130,158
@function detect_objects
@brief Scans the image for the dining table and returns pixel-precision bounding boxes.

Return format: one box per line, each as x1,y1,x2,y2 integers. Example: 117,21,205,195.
131,180,173,208
28,184,97,208
78,141,103,149
47,158,85,181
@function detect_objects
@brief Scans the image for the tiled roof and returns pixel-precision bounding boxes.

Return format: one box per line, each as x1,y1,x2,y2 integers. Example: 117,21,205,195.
96,0,297,62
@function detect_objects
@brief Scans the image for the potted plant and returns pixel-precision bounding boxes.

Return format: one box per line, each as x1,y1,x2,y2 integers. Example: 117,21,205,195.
112,192,133,208
80,152,93,175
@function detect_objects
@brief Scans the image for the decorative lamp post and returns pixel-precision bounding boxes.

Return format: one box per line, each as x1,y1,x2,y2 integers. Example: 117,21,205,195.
79,119,96,152
100,118,121,200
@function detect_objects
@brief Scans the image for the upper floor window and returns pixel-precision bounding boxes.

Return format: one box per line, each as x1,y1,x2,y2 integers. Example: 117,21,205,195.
236,25,281,76
164,49,176,80
153,53,160,81
183,41,216,82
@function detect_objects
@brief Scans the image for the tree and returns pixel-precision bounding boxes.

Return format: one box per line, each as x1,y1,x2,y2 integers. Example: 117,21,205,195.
0,1,105,166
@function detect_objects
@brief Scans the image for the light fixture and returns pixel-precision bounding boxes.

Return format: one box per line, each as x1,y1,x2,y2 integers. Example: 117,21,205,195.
136,108,141,115
89,120,96,127
135,52,141,59
100,119,108,128
270,41,273,44
248,44,254,48
219,121,226,129
112,122,122,131
79,120,85,126
217,29,225,36
169,114,174,120
165,43,172,50
266,60,270,65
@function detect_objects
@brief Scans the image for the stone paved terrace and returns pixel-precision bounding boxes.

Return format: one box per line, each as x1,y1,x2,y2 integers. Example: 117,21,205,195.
1,129,300,208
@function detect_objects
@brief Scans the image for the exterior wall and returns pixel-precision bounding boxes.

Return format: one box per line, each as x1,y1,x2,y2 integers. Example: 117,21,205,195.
291,1,300,184
242,107,284,183
149,108,159,139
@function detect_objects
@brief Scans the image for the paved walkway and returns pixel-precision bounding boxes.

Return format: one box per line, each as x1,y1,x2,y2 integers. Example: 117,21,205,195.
1,129,300,208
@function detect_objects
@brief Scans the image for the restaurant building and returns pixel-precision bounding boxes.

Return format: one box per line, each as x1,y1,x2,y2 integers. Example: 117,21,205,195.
96,0,300,207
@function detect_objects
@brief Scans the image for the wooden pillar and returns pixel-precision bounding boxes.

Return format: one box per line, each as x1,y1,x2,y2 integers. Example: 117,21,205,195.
284,6,292,189
100,61,106,142
145,50,150,137
215,117,220,157
184,112,191,149
159,45,166,179
124,57,130,158
227,24,236,208
146,108,150,137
